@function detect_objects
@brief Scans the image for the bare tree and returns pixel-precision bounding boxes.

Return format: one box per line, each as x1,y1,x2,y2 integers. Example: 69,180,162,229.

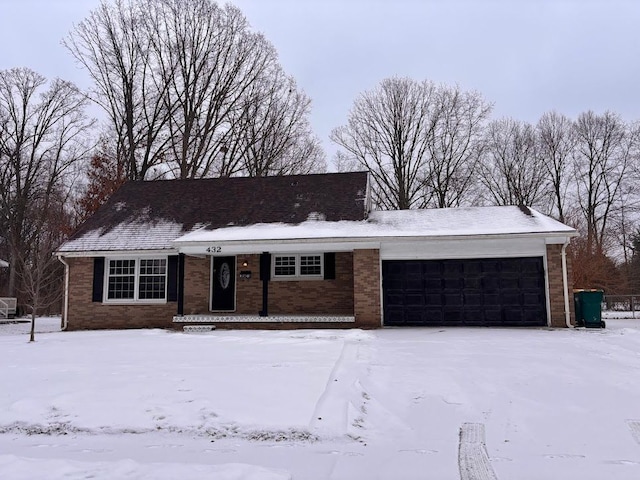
67,0,315,180
628,227,640,293
479,118,550,207
331,77,438,209
270,133,326,176
0,68,92,301
572,110,635,256
536,111,576,222
18,192,70,341
423,85,491,207
229,70,325,177
148,0,280,178
334,151,361,173
65,0,173,180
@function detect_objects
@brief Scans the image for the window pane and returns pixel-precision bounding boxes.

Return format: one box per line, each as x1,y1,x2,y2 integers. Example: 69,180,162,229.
139,258,167,299
139,275,166,299
300,255,322,276
107,259,136,299
109,259,135,276
275,256,296,276
107,275,135,299
140,258,166,275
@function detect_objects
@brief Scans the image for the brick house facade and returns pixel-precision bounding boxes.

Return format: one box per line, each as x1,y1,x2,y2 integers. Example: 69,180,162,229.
57,173,577,331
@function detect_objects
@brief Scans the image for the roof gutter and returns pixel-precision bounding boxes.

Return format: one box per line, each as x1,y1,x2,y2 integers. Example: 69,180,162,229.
57,255,70,331
54,248,179,258
561,240,572,328
172,230,579,249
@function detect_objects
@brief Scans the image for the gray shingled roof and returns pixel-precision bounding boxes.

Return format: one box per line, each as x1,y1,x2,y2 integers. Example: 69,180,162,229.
59,172,369,253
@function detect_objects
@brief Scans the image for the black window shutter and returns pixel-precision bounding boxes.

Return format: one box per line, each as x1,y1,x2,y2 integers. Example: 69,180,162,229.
259,252,272,281
167,255,179,302
324,252,336,280
92,257,105,302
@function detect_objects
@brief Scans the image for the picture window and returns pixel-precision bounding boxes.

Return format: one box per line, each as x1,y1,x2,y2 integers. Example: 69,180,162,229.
105,257,167,302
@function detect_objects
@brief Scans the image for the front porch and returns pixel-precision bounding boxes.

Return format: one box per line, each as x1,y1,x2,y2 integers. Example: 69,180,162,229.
174,250,380,329
173,314,356,331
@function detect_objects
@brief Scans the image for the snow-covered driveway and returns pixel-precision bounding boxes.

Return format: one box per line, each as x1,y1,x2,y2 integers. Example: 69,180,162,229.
1,318,639,479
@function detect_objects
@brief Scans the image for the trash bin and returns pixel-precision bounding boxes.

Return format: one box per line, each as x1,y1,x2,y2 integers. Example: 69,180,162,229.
574,289,605,328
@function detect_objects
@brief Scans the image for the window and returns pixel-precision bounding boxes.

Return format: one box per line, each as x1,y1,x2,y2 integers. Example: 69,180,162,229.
106,257,167,302
273,254,323,279
274,255,296,277
107,259,135,300
300,255,322,276
139,259,167,299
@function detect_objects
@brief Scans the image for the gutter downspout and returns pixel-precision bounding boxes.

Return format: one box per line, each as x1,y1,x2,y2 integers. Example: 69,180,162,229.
561,240,572,328
57,255,70,330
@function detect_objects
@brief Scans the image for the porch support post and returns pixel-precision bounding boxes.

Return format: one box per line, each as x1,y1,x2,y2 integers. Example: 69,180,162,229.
177,253,185,316
259,252,271,317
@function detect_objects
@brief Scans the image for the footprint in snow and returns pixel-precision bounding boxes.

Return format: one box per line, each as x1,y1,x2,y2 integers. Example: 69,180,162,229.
398,449,438,455
603,459,640,465
544,453,585,459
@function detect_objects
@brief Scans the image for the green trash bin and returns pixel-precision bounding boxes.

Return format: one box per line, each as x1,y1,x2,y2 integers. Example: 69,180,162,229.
573,289,605,328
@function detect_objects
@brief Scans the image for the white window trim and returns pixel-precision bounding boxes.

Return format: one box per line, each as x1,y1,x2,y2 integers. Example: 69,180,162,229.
103,256,168,304
272,253,324,280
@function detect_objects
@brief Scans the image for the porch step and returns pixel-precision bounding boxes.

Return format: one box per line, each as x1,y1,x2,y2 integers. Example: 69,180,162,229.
183,325,216,333
174,314,355,324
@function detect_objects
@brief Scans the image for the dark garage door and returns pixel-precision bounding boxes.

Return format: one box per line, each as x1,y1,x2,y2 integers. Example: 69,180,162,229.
382,257,547,327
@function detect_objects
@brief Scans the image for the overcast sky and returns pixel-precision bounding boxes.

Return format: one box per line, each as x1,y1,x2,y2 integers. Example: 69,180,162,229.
1,0,639,165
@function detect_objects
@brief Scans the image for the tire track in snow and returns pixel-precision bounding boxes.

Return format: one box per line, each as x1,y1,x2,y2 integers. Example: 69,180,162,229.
458,423,498,480
308,339,368,438
627,420,640,445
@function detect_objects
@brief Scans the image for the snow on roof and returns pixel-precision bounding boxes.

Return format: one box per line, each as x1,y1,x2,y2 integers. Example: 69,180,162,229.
58,220,185,253
58,206,575,253
174,206,576,244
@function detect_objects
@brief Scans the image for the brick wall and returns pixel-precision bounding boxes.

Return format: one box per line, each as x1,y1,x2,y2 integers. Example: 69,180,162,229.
66,246,570,331
183,255,210,314
65,257,176,330
546,243,575,327
66,252,357,330
353,249,381,328
231,253,354,316
185,250,370,326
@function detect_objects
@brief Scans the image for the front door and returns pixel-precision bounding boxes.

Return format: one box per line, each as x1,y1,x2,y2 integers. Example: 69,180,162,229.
211,256,236,311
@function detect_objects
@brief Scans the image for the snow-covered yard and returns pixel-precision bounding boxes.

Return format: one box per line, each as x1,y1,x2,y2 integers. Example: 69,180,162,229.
1,317,640,479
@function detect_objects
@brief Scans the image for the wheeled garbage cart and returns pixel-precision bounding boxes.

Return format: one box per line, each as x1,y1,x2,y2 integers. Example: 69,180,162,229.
574,290,605,328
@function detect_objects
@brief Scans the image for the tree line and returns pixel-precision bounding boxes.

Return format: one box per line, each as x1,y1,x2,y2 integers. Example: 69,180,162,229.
1,0,639,325
332,77,640,293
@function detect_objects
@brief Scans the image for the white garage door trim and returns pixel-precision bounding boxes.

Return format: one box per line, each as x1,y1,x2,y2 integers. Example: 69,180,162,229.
380,237,547,261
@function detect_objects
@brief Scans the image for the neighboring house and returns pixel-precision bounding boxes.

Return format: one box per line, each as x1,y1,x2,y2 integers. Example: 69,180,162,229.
56,171,577,331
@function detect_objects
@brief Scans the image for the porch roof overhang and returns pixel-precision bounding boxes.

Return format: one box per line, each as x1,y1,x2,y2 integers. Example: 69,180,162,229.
172,217,577,255
171,206,575,255
174,236,380,255
172,231,577,256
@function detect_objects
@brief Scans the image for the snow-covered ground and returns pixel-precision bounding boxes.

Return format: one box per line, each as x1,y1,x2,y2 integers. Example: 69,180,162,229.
1,316,640,479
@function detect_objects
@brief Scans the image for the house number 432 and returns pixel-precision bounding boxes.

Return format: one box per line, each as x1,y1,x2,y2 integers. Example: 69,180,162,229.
206,246,222,253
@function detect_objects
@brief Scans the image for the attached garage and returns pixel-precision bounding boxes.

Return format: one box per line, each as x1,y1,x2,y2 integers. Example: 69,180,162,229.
382,257,547,327
374,206,578,328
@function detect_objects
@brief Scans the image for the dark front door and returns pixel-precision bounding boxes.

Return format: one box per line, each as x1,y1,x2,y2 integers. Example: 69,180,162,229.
211,256,236,311
382,257,547,327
